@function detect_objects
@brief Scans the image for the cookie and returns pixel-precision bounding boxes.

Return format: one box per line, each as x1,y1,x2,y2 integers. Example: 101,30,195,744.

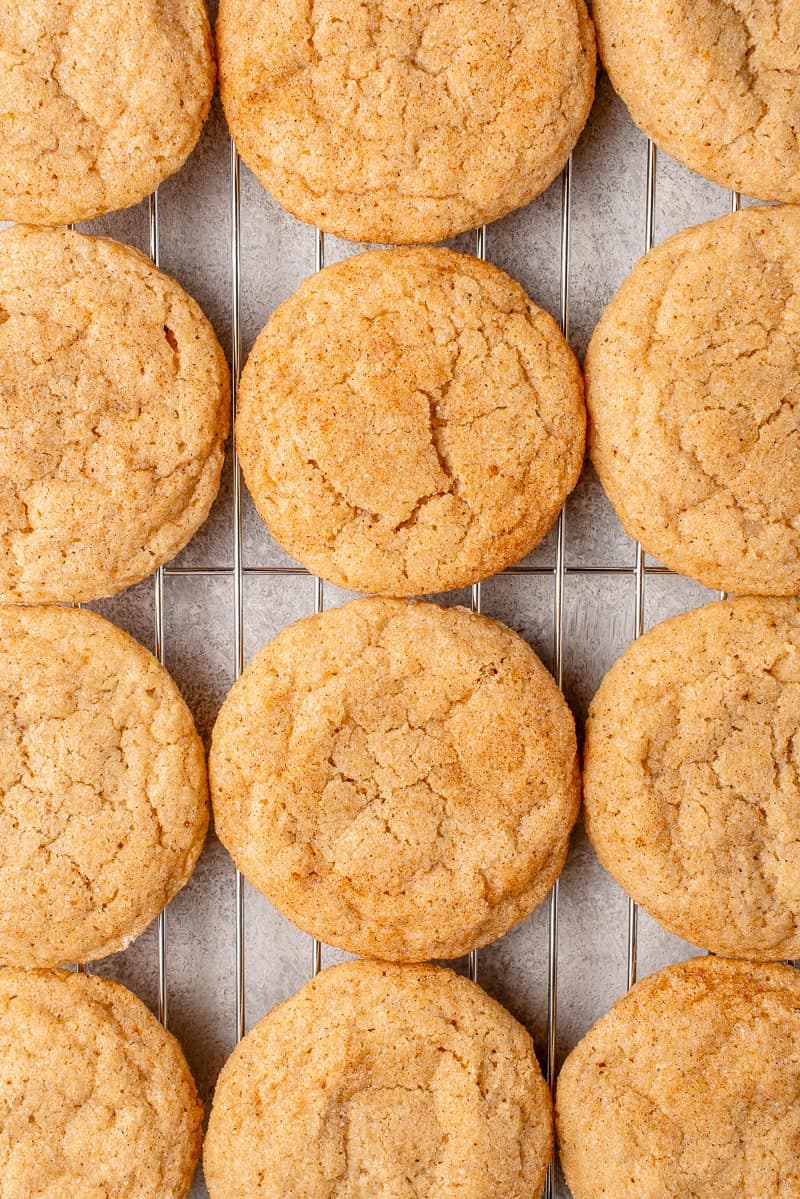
210,598,579,961
584,597,800,959
593,0,800,203
0,225,230,603
586,205,800,595
1,0,215,225
0,967,202,1198
556,956,800,1199
205,960,553,1199
216,0,595,243
0,604,208,967
236,246,585,596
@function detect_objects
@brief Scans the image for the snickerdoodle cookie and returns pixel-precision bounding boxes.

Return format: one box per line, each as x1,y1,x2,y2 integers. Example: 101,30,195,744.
0,967,202,1198
593,0,800,202
210,598,579,961
0,225,230,602
216,0,595,243
587,205,800,595
236,247,585,596
556,956,800,1199
0,604,208,967
1,0,215,225
205,960,553,1199
584,597,800,960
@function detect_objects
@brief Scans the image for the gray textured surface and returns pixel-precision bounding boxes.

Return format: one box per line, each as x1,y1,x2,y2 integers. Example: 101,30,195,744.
14,30,762,1198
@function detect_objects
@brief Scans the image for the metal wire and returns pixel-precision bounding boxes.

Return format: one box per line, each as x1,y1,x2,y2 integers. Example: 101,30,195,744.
465,225,488,987
162,561,680,578
542,153,573,1199
229,142,247,1043
309,232,327,980
147,188,169,1030
625,140,658,994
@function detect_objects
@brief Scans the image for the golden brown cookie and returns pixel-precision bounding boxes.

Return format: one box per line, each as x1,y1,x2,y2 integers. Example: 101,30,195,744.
210,598,579,961
205,960,553,1199
593,0,800,203
236,247,585,596
0,225,230,603
216,0,596,243
584,597,800,960
556,956,800,1199
587,205,800,595
0,604,208,967
1,0,215,225
0,967,202,1198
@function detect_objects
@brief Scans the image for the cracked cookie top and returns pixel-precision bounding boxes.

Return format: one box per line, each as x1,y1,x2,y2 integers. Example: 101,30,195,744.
236,247,585,596
0,225,230,603
0,604,209,967
209,597,580,962
587,205,800,595
556,957,800,1199
216,0,596,243
0,968,202,1197
594,0,800,202
0,0,215,224
584,596,800,959
205,960,553,1199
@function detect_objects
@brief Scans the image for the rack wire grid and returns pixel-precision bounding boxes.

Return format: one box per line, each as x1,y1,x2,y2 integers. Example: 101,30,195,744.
61,58,763,1199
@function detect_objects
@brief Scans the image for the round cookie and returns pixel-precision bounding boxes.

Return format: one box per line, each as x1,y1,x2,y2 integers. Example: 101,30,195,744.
210,597,580,961
0,225,230,603
593,0,800,203
586,205,800,595
1,0,215,225
0,967,202,1198
556,956,800,1199
0,604,208,967
584,597,800,960
216,0,596,244
236,246,586,596
205,960,553,1199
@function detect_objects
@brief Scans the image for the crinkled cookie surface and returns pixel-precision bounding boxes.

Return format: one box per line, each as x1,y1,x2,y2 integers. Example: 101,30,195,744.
0,0,215,224
237,246,585,596
587,205,800,595
217,0,596,242
0,968,202,1198
210,597,580,961
594,0,800,201
584,597,800,959
205,961,553,1199
557,957,800,1199
0,225,230,602
0,604,208,967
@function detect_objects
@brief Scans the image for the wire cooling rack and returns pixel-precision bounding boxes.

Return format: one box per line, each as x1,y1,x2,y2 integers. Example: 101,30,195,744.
125,117,744,1199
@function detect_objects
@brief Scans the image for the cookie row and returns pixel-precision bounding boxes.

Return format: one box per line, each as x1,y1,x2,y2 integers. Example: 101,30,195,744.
7,955,799,1199
3,0,798,237
2,204,799,603
3,589,799,969
208,956,800,1199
